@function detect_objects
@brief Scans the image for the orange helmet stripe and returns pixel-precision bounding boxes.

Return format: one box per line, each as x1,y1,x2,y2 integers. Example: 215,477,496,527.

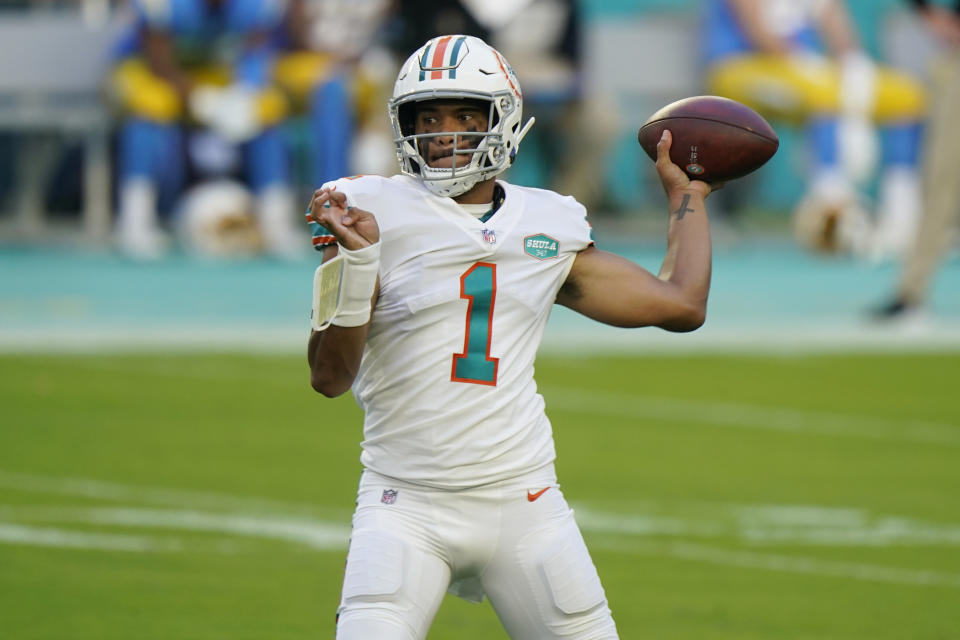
429,36,453,80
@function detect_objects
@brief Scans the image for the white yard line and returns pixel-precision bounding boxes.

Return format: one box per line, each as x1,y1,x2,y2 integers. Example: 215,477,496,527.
0,522,184,553
0,469,335,517
0,506,349,550
5,470,960,547
3,471,960,589
542,387,960,446
573,504,960,547
597,540,960,589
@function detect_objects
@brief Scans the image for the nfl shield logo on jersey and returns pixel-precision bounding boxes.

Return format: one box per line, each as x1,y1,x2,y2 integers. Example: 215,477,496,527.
482,228,497,245
381,489,398,505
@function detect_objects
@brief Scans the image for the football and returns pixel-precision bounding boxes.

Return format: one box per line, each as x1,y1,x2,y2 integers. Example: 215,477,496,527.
637,95,779,183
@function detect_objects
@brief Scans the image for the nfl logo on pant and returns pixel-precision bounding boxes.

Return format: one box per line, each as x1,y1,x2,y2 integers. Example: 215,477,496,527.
381,489,398,505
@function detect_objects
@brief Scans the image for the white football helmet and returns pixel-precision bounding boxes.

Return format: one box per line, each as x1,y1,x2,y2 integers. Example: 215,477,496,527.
388,35,534,197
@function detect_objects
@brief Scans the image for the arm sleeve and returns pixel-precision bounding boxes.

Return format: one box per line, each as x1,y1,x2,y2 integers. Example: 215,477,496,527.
570,198,595,251
307,217,337,251
308,219,336,251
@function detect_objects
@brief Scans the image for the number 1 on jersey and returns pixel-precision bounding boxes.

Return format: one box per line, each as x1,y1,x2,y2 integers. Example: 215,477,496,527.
452,262,498,386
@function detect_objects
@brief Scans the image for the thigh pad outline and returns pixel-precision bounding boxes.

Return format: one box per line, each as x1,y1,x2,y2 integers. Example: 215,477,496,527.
341,528,404,601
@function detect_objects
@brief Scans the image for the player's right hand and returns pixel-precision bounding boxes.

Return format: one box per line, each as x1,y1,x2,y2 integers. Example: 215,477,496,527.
656,130,715,199
308,187,380,250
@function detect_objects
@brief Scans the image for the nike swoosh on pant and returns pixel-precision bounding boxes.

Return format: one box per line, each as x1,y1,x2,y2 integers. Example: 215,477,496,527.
527,487,550,502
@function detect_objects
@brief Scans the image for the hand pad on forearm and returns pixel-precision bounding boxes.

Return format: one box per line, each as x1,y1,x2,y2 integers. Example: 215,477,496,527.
329,242,380,328
310,242,380,331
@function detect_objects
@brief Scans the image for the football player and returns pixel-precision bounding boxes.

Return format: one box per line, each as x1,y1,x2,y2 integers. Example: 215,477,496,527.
273,0,396,185
306,35,714,639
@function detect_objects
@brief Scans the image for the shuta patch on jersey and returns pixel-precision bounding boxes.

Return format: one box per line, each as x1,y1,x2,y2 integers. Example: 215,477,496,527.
524,234,560,260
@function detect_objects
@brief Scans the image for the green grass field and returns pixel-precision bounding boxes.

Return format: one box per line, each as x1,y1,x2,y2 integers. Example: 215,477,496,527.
2,352,959,639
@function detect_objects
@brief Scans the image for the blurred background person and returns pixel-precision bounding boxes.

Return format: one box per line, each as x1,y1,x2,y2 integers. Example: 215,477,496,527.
108,0,302,259
701,0,927,259
388,0,488,63
273,0,396,187
872,0,960,321
479,0,620,213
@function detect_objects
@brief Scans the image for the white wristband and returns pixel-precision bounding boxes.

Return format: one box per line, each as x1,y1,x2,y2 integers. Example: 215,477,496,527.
331,242,381,327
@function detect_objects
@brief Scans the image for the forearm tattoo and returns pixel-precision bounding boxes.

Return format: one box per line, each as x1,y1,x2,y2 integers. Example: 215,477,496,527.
674,193,694,220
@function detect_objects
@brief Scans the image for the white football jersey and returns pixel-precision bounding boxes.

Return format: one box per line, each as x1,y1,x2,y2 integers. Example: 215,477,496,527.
319,174,593,489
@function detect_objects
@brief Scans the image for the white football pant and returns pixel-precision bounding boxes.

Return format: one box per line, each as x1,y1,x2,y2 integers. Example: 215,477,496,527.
336,469,619,640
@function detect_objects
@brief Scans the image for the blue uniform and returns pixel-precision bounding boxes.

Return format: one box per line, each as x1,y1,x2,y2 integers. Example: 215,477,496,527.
114,0,290,211
114,0,286,85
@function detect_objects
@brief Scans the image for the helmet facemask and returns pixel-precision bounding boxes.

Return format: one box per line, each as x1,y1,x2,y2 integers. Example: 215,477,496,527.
391,91,520,197
388,36,534,198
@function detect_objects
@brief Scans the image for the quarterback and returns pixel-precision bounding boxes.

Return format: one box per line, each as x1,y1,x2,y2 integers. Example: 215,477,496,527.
307,35,714,639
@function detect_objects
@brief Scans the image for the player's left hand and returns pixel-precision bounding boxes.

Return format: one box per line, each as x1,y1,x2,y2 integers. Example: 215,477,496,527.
308,187,380,250
656,129,719,199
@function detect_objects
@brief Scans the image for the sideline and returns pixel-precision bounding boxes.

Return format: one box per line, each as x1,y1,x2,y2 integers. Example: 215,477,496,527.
2,323,960,354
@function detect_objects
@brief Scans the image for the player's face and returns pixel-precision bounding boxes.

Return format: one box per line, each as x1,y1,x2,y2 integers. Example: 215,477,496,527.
414,100,490,169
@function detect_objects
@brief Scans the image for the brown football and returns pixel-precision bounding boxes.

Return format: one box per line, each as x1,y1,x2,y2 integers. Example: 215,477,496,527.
638,95,779,183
